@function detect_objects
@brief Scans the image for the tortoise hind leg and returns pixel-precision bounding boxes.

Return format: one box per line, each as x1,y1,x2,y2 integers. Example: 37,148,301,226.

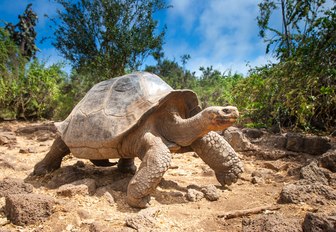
33,136,70,175
117,158,137,174
90,159,118,167
90,159,136,174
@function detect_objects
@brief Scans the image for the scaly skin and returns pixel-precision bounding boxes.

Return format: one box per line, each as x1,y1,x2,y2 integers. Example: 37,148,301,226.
33,136,70,175
191,131,243,186
126,134,171,208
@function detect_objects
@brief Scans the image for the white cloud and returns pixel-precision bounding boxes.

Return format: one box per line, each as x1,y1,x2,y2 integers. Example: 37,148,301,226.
168,0,200,31
163,0,270,76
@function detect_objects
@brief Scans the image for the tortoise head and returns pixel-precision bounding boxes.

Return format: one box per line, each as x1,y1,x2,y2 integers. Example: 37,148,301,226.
202,106,239,130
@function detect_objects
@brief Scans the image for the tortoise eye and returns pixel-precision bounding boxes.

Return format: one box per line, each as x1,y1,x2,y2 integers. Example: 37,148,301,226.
222,108,231,114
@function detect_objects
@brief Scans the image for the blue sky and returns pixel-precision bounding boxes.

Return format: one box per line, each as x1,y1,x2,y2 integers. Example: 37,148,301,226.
1,0,279,75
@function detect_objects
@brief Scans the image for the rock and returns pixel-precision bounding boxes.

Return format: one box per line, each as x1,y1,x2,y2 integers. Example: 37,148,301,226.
16,123,57,135
303,136,331,155
263,162,280,172
186,188,204,202
254,149,292,160
5,193,54,226
300,162,329,185
19,147,36,154
223,127,255,152
89,222,115,232
0,131,16,146
242,213,302,232
279,181,336,204
251,176,264,184
264,135,287,149
319,150,336,172
302,212,336,232
0,156,16,170
242,128,264,139
251,169,274,183
125,208,160,230
286,133,305,153
57,178,96,197
77,209,91,220
286,133,331,155
0,178,33,197
46,166,87,189
201,185,219,201
103,191,115,205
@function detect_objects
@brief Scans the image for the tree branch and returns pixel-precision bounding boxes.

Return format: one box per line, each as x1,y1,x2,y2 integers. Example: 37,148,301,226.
218,205,281,219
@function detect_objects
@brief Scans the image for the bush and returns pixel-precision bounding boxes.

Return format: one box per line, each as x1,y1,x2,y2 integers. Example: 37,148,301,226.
0,39,68,120
233,60,336,132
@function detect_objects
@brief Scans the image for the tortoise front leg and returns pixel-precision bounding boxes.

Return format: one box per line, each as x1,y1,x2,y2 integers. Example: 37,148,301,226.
191,131,243,186
126,135,171,208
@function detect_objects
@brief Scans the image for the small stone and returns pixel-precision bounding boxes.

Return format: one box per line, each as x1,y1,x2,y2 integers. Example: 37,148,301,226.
19,148,30,154
223,127,255,152
319,150,336,172
0,178,33,197
251,176,264,185
77,209,91,220
242,128,264,139
103,192,115,205
74,161,85,168
300,162,329,185
186,189,204,202
0,131,16,146
57,178,96,197
125,208,160,230
201,185,219,201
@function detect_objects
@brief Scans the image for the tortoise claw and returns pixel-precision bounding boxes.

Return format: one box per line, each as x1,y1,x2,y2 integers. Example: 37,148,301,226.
126,195,151,208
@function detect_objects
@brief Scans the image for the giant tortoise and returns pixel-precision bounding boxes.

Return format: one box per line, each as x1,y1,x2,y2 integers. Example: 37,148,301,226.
34,72,243,208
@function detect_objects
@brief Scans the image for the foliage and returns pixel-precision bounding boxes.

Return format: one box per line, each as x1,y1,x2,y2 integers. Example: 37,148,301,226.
236,0,336,132
257,0,334,60
4,3,39,60
52,0,169,82
146,57,243,108
145,56,196,89
0,55,67,119
0,28,26,119
194,66,243,108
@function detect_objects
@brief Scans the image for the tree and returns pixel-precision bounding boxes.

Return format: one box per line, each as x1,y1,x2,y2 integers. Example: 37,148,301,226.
4,3,39,60
52,0,169,81
242,0,336,131
257,0,334,60
145,55,196,89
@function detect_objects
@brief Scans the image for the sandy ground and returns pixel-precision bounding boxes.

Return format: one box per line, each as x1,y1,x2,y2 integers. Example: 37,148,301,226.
0,121,335,231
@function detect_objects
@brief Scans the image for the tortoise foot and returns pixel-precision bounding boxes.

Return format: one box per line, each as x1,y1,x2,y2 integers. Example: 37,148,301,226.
33,160,61,176
126,195,151,208
215,164,243,186
117,158,137,174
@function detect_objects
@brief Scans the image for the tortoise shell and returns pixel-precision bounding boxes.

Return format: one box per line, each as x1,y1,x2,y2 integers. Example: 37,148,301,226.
55,72,200,159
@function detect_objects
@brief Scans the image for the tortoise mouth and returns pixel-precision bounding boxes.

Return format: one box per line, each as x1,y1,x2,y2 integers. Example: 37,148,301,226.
215,116,238,124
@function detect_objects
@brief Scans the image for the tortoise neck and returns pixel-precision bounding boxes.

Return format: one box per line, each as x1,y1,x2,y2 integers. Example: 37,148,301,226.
157,110,210,146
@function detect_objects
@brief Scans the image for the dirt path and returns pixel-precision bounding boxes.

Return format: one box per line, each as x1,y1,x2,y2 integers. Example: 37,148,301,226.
0,121,335,231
